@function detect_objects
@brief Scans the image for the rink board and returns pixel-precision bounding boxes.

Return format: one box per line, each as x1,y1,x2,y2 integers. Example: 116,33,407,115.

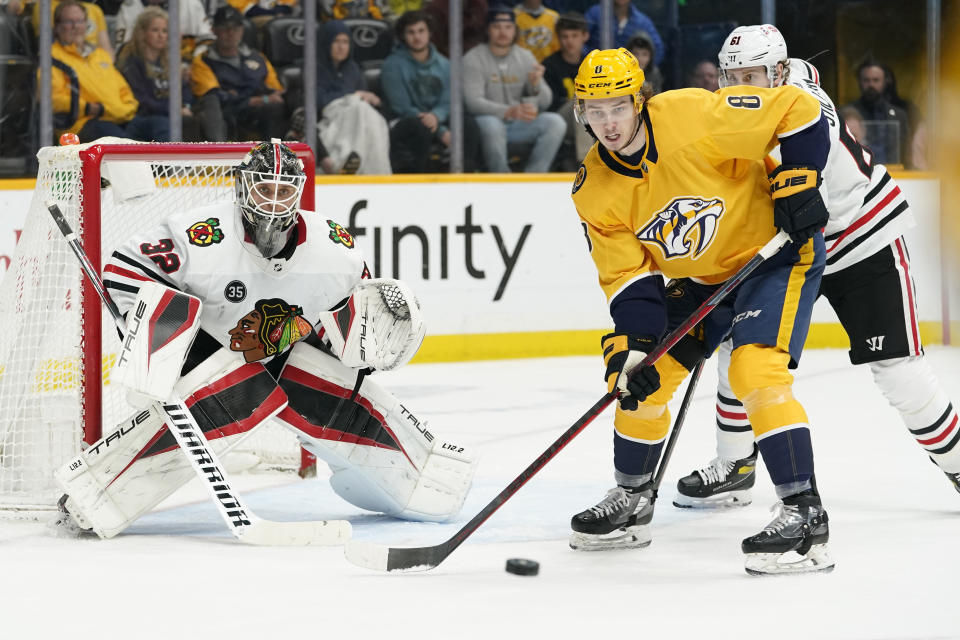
0,172,953,361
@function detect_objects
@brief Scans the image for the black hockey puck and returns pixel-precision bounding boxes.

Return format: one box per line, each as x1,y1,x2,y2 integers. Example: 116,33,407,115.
505,558,539,576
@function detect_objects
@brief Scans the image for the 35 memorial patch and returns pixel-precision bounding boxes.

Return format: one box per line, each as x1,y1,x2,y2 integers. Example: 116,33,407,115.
327,220,355,248
186,218,224,247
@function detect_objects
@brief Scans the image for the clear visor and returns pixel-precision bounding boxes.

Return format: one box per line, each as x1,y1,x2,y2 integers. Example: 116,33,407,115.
718,65,775,89
239,170,306,227
574,96,639,127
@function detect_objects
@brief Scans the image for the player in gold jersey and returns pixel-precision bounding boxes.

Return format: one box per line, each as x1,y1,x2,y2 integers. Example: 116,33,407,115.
568,48,834,575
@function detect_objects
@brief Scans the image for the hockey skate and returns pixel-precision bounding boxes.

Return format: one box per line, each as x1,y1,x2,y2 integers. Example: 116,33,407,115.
569,485,654,551
47,494,95,539
673,445,757,508
741,490,835,576
944,471,960,495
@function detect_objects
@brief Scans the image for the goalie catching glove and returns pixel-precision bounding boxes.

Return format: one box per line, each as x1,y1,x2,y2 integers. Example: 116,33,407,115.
602,332,661,411
318,278,425,371
769,164,829,245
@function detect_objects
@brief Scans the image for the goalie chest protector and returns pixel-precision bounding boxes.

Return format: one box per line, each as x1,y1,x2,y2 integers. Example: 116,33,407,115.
105,202,366,363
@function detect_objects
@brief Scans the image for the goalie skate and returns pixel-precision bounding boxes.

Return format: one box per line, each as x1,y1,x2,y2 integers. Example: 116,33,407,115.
569,486,653,551
673,445,757,508
741,491,835,576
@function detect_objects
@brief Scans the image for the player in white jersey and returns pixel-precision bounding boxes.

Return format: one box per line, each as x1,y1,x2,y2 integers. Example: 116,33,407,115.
672,25,960,508
55,141,476,539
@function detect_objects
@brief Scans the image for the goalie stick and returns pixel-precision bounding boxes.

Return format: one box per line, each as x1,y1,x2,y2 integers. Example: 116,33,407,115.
47,201,350,546
344,230,790,572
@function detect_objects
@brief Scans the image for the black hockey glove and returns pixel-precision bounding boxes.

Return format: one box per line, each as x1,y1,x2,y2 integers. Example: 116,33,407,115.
602,332,661,411
769,165,829,245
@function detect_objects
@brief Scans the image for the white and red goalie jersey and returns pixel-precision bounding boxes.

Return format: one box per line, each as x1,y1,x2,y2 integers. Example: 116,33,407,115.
104,201,368,362
784,58,915,274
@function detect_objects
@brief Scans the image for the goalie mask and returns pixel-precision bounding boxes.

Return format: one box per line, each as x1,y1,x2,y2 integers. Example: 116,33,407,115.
235,140,307,258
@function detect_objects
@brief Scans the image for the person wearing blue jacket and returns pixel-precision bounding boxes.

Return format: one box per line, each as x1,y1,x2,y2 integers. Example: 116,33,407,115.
584,0,662,64
380,10,479,172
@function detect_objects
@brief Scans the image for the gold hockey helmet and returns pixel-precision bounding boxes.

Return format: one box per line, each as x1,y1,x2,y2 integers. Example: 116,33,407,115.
573,48,646,126
574,48,645,100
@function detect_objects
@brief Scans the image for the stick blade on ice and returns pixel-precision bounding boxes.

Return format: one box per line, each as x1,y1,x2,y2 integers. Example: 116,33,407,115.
345,540,447,572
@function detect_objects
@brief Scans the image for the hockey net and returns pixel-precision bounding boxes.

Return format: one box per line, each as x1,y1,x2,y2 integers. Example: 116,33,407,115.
0,141,317,516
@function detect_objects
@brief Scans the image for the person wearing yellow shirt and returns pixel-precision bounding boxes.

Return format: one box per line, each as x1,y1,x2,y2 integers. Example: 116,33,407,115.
514,0,559,62
50,0,162,142
34,0,114,60
567,49,835,576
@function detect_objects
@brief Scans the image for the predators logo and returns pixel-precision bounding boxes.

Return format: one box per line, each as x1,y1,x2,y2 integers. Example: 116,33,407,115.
186,218,224,247
327,220,355,248
637,197,724,260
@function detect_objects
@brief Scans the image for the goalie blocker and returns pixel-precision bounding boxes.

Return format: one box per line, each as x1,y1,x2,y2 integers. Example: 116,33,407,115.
56,280,475,537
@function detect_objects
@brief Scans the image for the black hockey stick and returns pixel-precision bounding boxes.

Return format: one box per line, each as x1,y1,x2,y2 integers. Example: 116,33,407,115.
651,358,704,500
47,201,350,546
344,231,790,572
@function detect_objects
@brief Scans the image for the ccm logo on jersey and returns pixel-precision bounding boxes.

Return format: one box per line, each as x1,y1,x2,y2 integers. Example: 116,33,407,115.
637,196,724,260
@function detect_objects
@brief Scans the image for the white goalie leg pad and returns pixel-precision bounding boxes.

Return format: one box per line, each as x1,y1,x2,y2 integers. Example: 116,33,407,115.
870,355,960,472
317,278,426,371
54,349,288,538
276,342,476,521
113,281,203,407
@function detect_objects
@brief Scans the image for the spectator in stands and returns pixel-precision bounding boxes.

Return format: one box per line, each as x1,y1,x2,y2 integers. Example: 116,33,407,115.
316,19,392,174
116,7,176,142
388,0,423,19
381,10,480,172
542,11,592,166
189,6,286,141
323,0,390,20
425,0,487,57
687,59,719,91
626,30,662,94
464,5,565,172
842,59,918,167
514,0,559,62
35,0,115,60
584,0,662,61
115,0,213,62
839,105,867,144
229,0,297,20
50,0,157,142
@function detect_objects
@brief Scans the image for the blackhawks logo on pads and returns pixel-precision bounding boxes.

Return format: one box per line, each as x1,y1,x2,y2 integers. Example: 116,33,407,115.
637,197,724,260
186,218,224,247
327,220,355,248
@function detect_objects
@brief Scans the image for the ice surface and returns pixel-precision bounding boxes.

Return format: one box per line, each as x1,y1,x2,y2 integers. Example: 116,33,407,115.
2,348,959,639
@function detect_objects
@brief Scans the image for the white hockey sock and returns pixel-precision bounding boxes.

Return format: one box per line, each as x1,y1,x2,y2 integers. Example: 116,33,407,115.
871,356,960,472
715,340,756,461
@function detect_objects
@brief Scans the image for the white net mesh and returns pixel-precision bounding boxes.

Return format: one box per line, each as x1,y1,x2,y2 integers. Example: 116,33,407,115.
0,142,307,514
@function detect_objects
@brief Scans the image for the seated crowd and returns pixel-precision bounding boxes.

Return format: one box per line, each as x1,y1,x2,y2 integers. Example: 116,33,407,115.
11,0,924,172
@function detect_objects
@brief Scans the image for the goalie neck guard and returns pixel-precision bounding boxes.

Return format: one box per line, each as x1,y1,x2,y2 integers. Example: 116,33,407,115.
235,140,307,258
717,24,788,88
